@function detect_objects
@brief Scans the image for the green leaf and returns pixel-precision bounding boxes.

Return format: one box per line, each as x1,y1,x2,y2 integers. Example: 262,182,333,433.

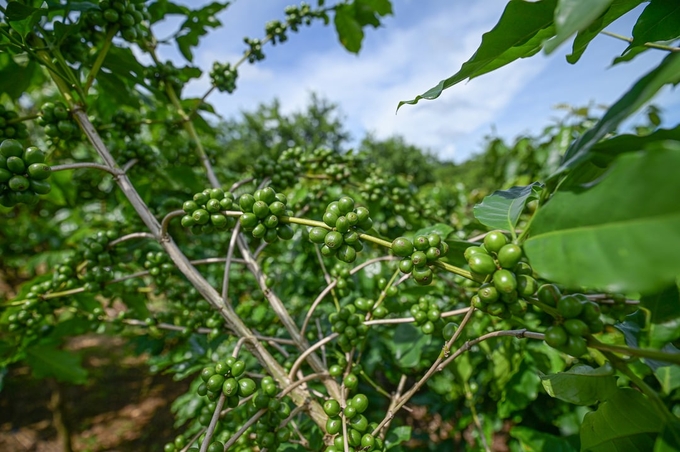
25,345,88,384
334,4,364,53
544,0,613,54
387,324,430,368
413,223,454,240
5,2,37,20
556,52,680,175
650,321,680,348
498,363,541,418
629,0,680,50
580,388,663,451
641,284,680,324
511,426,577,452
175,2,231,62
148,0,190,24
444,239,480,267
0,55,39,100
539,364,617,405
397,0,557,110
567,0,644,64
525,144,680,294
358,0,392,16
654,365,680,394
590,125,680,166
473,182,543,234
385,425,412,450
655,425,680,452
612,43,651,65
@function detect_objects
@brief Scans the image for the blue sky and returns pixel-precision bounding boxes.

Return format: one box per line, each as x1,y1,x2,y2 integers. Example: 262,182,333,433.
154,1,680,162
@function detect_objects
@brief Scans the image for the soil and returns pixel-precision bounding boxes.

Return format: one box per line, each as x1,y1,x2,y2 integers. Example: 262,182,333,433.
0,335,190,452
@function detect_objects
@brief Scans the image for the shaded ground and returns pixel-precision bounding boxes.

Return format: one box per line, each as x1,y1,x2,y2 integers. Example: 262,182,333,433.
0,335,189,452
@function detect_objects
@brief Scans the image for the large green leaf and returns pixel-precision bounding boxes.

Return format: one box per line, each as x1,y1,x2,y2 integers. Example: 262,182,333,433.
567,0,644,64
511,426,577,452
544,0,613,54
580,388,663,452
334,4,364,53
556,52,680,175
539,364,617,405
333,0,392,53
473,182,543,234
628,0,680,50
525,144,680,294
25,345,88,384
397,0,557,110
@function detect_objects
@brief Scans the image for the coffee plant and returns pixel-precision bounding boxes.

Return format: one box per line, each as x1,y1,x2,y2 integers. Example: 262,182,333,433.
1,1,679,451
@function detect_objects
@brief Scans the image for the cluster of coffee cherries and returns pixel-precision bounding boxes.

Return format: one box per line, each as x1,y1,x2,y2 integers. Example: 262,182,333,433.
300,147,357,182
409,295,444,335
244,37,266,62
0,139,51,207
252,148,301,190
284,3,320,30
210,62,238,93
0,106,29,140
182,188,238,235
245,376,293,450
198,358,255,406
330,262,355,298
329,305,368,353
540,285,604,357
308,197,372,263
39,102,80,144
145,61,184,94
80,232,118,292
143,251,173,286
238,187,295,242
108,110,142,138
6,280,55,335
116,140,156,166
599,293,639,321
322,394,382,452
48,231,118,296
465,231,537,318
391,233,448,285
262,3,323,45
90,0,149,42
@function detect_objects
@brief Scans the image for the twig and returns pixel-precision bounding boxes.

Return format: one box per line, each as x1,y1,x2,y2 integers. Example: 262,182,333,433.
288,333,339,381
199,393,226,452
601,30,680,53
372,307,477,437
221,222,242,302
232,337,247,358
51,162,122,176
363,307,470,326
108,232,155,247
161,210,185,238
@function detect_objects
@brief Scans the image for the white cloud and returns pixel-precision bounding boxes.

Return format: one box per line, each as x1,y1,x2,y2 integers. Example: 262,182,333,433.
170,1,677,162
180,1,550,161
